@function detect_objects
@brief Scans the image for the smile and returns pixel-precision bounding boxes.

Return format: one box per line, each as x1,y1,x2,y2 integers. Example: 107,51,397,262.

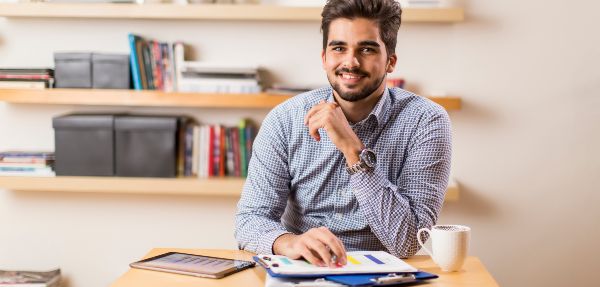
341,73,363,79
338,73,365,84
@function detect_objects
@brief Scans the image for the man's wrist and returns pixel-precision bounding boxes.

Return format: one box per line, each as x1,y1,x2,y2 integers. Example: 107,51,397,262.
273,233,297,255
342,140,364,165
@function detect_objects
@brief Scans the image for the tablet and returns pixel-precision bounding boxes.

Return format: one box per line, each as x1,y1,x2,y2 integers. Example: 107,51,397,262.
130,252,255,279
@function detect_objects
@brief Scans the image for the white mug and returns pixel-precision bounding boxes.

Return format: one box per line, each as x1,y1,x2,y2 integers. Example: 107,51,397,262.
417,225,470,272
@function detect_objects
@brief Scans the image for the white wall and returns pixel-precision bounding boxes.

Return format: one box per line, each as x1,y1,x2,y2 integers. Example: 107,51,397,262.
1,1,599,286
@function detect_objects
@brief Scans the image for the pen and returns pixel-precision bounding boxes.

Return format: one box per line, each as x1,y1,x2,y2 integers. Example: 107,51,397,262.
370,273,416,284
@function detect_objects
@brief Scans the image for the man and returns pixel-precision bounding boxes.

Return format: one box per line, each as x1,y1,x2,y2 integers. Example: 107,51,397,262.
235,0,451,268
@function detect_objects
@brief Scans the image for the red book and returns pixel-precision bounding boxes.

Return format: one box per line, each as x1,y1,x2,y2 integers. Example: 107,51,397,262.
231,128,241,177
151,40,163,90
219,126,226,177
208,125,214,177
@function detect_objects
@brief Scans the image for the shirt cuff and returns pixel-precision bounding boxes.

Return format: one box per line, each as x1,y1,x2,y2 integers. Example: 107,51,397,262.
258,229,292,255
350,167,388,197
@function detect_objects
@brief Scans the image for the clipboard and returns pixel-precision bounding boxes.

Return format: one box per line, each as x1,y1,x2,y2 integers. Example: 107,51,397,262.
253,251,417,278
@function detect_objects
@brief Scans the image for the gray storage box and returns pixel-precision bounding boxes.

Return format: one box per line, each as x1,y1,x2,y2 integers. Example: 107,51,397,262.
53,114,116,176
115,116,179,178
54,52,92,88
92,53,130,89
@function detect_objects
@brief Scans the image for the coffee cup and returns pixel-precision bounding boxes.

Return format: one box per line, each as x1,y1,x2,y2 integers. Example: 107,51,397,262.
417,225,470,272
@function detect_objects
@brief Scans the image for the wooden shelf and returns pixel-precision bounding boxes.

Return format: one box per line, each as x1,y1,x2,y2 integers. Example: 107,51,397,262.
0,176,459,202
0,89,461,110
0,3,464,22
0,88,291,109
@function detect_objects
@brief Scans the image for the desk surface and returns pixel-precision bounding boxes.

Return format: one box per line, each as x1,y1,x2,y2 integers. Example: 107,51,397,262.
110,248,499,287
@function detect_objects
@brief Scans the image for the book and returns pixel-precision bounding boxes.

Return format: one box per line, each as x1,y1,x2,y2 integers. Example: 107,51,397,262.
0,151,55,159
219,125,226,177
238,119,247,177
0,81,49,89
0,269,60,287
231,127,241,177
191,125,200,176
0,68,53,75
134,38,148,90
127,33,143,90
141,42,155,90
0,74,51,80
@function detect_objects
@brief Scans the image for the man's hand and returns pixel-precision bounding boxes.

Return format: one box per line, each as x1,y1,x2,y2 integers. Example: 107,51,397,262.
273,227,347,268
304,100,363,164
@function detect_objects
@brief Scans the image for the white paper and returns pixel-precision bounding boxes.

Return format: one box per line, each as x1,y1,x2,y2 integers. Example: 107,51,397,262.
257,251,417,276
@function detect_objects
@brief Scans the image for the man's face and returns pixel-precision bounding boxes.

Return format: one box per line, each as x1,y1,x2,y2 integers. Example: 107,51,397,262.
322,18,397,102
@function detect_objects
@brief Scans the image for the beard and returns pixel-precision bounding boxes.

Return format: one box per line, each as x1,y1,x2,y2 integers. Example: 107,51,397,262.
329,67,386,102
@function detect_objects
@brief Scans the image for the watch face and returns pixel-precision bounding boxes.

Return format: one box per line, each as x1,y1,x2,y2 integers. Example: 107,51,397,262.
361,149,377,168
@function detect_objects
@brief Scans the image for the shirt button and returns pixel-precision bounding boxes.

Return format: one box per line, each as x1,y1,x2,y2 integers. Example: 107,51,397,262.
335,213,343,219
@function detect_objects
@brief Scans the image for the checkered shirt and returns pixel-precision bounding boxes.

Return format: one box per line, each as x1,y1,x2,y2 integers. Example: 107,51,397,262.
235,86,452,258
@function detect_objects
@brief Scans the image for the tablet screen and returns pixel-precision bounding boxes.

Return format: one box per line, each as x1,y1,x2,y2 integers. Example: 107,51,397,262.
130,252,255,279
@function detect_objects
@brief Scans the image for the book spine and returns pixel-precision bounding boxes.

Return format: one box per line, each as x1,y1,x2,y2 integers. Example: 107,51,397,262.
219,125,226,177
201,125,210,178
135,39,148,90
151,40,163,91
232,128,240,177
142,42,155,90
0,81,48,89
128,33,142,90
173,42,185,92
245,124,254,168
213,125,221,177
176,118,188,177
184,124,194,177
239,120,247,177
161,42,173,92
192,125,199,176
0,162,49,168
225,127,234,176
0,74,51,80
208,125,214,177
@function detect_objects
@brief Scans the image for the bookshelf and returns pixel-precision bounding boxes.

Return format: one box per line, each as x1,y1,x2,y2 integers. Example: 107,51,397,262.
0,176,459,202
0,3,465,23
0,89,462,110
0,3,463,201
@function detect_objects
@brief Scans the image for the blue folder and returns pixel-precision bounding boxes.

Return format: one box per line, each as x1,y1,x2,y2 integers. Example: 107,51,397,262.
325,272,438,286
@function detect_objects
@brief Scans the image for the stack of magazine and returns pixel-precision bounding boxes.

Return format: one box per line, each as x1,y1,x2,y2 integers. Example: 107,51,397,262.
0,69,54,89
0,269,60,287
0,151,55,177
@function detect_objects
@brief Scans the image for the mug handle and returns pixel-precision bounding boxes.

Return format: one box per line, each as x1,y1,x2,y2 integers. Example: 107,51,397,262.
417,228,434,257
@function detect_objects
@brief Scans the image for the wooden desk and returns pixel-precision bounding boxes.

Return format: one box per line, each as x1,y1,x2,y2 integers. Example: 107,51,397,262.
110,248,499,287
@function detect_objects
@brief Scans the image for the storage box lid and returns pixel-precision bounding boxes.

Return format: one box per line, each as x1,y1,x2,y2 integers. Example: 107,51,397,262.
54,52,92,61
53,114,116,130
114,116,180,131
92,53,129,63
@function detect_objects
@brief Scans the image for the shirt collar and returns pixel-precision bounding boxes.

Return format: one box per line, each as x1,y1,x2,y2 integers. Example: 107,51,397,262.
327,87,392,128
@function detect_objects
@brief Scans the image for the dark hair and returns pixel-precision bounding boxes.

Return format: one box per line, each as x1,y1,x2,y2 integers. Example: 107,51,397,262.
321,0,402,57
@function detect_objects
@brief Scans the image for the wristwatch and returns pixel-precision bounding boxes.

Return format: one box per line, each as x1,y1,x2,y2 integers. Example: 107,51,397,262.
345,148,377,174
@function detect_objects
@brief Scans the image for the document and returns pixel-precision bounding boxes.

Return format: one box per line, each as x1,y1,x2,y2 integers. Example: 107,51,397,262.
255,251,417,276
